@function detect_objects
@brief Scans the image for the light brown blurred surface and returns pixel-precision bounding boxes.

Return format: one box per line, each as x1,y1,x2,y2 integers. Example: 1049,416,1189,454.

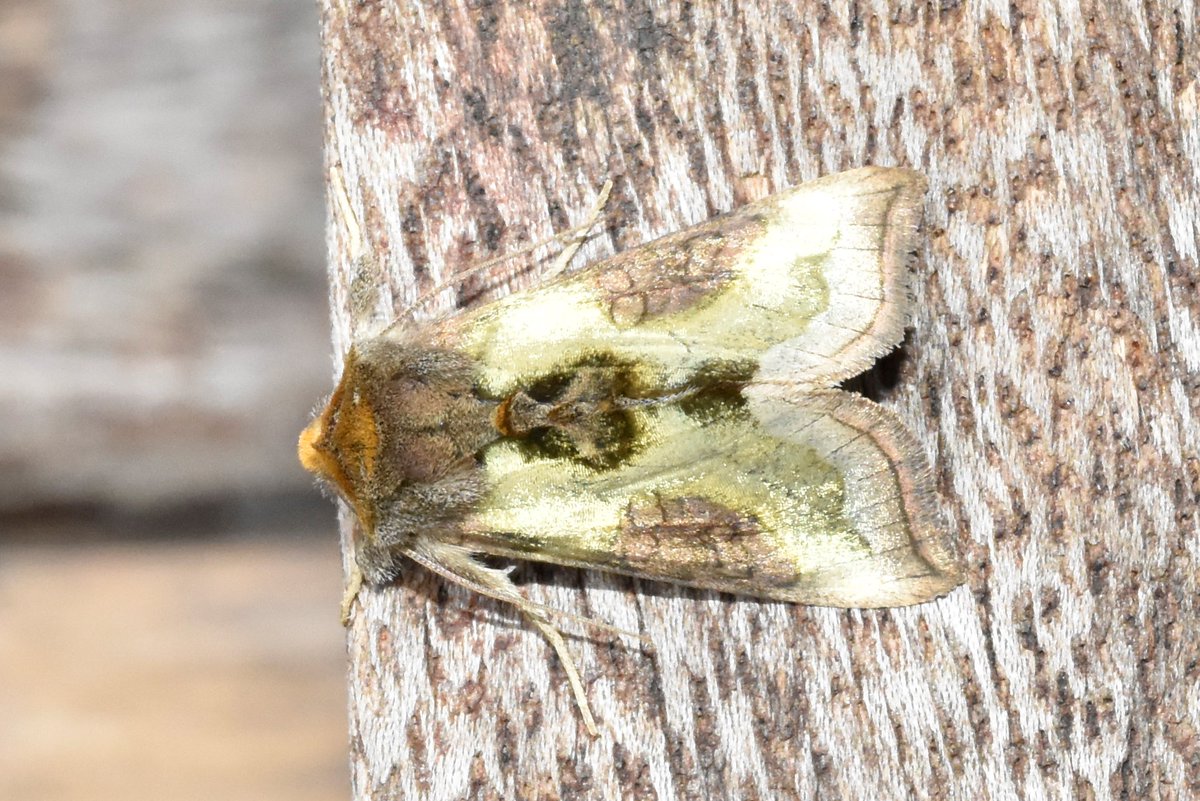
0,1,350,798
0,533,348,801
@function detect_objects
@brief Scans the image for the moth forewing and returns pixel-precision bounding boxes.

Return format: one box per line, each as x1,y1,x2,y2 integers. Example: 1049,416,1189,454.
299,166,963,734
741,386,957,605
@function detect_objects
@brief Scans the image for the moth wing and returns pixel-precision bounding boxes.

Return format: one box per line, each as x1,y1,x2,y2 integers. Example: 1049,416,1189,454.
425,166,926,395
457,388,962,607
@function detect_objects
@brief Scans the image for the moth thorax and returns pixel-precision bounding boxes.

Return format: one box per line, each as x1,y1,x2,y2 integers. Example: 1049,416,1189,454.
297,367,383,527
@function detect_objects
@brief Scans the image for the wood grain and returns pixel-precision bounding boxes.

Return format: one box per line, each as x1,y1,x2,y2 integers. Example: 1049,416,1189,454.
317,1,1200,798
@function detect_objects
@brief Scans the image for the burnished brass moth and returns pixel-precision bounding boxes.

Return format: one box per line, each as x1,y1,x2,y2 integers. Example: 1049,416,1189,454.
299,167,964,735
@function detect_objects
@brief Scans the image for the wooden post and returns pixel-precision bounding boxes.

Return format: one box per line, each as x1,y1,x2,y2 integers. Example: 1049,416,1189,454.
318,1,1199,798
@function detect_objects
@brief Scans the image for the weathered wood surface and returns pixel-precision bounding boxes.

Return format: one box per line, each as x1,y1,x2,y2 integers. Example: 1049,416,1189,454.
318,1,1200,799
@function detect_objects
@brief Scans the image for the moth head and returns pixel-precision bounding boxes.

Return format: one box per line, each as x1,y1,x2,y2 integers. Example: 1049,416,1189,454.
298,348,381,532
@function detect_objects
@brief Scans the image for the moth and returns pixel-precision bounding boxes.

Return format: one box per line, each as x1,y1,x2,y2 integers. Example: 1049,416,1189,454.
299,166,964,735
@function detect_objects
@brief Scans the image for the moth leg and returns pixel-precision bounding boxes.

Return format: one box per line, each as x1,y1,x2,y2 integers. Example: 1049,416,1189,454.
405,537,601,737
339,562,365,627
523,615,600,737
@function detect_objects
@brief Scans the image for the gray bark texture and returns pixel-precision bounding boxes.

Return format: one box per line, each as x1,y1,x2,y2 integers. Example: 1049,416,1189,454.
318,1,1199,799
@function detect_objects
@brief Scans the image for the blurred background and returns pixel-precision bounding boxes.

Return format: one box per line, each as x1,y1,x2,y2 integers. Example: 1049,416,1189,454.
0,2,349,799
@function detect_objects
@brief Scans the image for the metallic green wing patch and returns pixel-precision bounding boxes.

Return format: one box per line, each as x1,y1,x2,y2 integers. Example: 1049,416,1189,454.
459,382,957,607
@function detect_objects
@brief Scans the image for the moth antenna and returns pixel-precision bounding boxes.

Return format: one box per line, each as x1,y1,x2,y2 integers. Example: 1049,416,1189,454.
401,179,614,319
329,163,365,261
539,178,613,283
